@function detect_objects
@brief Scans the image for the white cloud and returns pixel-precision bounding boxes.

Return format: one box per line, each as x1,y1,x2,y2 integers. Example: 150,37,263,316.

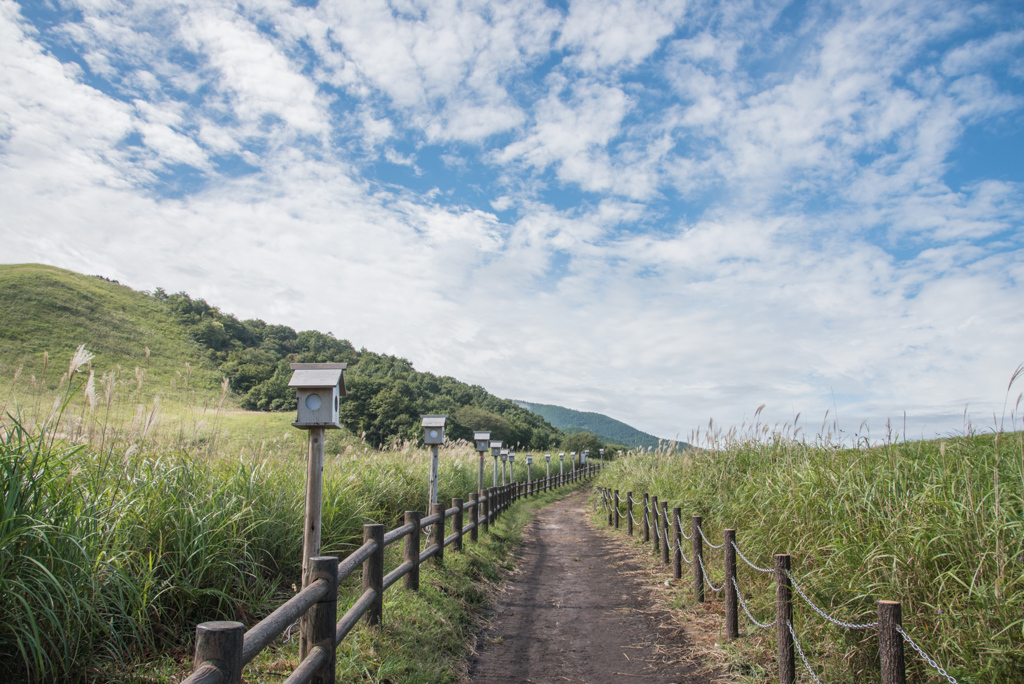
558,0,687,71
1,0,1023,444
181,10,326,136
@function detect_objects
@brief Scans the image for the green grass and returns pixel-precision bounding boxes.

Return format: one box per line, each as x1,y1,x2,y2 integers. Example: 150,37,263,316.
0,356,586,682
594,420,1024,683
0,264,223,395
144,478,582,684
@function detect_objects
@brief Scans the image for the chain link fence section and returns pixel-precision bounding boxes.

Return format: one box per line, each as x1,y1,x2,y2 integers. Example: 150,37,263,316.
896,625,960,684
788,620,824,684
731,540,774,573
733,577,776,629
784,570,878,630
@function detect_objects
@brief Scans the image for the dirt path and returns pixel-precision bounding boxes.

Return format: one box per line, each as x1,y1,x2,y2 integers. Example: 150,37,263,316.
467,489,718,684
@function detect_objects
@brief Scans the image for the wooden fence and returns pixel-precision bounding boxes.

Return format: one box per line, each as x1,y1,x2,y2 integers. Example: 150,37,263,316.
180,464,601,684
599,487,959,684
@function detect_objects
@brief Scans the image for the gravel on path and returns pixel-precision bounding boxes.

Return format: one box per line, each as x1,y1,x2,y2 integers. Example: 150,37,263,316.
468,489,718,684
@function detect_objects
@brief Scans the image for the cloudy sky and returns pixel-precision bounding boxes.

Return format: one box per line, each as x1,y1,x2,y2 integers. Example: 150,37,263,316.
2,0,1023,442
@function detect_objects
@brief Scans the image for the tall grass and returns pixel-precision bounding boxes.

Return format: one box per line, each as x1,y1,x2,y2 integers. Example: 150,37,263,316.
596,410,1024,682
0,350,484,682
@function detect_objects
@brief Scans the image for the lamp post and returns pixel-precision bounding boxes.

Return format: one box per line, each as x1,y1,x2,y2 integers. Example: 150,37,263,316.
545,453,551,488
599,448,604,467
500,449,508,485
570,451,576,474
526,454,533,494
490,440,502,487
559,452,565,479
509,451,516,485
421,415,447,507
474,431,491,494
287,362,347,659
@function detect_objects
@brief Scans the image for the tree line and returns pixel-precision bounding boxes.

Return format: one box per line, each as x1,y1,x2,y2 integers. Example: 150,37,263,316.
152,289,574,449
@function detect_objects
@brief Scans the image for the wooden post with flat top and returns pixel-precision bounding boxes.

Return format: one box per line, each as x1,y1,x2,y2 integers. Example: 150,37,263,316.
724,530,737,639
879,601,906,684
693,516,704,603
776,554,794,684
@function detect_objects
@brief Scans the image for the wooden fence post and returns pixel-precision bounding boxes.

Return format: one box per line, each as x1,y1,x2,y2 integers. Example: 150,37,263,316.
309,556,338,684
193,621,244,684
607,490,613,527
879,601,906,684
482,489,490,531
614,490,620,529
660,502,670,565
363,524,384,627
642,493,650,542
627,492,633,536
470,492,479,542
652,496,660,555
404,511,420,591
693,515,704,603
431,503,445,565
672,508,682,580
300,425,326,658
452,498,463,552
724,530,737,639
776,554,794,684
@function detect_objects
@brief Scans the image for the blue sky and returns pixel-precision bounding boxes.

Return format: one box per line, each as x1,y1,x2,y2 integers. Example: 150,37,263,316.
2,0,1023,443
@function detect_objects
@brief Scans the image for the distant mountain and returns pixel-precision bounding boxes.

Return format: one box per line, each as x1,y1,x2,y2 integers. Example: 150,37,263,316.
516,401,683,451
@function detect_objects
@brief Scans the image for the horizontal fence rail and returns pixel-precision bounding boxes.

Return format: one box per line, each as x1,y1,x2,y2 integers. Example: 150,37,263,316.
181,464,602,684
597,486,961,684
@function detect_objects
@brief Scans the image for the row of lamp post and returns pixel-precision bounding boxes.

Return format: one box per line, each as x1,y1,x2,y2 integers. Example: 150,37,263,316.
286,362,605,661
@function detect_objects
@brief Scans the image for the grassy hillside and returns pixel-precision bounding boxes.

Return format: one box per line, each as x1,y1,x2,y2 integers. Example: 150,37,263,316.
516,400,679,450
0,264,562,448
0,264,222,392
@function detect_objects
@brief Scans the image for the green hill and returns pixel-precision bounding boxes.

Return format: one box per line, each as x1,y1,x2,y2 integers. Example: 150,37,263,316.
0,264,562,448
515,400,682,451
0,263,222,390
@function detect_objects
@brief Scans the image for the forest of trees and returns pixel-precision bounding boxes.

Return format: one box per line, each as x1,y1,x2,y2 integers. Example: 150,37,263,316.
153,289,565,448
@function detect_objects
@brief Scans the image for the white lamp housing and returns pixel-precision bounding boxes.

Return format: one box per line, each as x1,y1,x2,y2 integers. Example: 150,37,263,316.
288,363,347,429
421,415,447,445
474,430,491,453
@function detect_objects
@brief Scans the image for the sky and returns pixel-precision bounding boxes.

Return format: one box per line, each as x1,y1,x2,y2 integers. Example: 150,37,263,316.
2,0,1023,444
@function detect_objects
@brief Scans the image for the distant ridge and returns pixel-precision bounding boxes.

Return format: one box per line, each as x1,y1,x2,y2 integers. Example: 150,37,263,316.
516,400,682,451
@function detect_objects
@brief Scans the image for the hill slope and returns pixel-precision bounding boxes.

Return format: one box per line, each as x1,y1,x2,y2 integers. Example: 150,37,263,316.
0,264,562,448
516,400,679,450
0,263,221,389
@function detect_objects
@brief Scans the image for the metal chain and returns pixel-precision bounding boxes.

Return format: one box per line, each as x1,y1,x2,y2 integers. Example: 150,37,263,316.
732,540,774,573
785,570,878,630
733,577,776,629
699,525,725,549
698,554,724,592
678,542,692,564
896,625,960,684
788,621,824,684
